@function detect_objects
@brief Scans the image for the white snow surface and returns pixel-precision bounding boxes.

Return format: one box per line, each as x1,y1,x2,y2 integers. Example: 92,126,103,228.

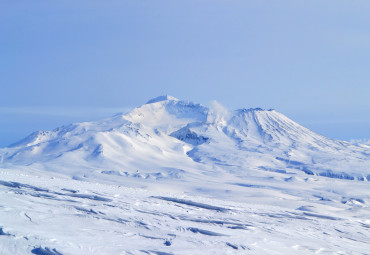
0,96,369,254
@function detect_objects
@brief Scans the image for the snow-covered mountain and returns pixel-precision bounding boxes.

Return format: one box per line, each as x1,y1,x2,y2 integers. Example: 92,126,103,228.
1,95,369,181
1,96,370,255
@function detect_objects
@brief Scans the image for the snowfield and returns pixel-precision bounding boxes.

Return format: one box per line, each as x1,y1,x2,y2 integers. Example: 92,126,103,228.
0,96,369,254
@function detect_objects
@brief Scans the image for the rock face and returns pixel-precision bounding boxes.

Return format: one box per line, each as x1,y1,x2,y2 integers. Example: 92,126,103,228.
1,96,369,180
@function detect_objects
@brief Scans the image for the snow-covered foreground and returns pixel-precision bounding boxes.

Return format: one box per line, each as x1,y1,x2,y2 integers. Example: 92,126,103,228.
0,166,369,255
0,96,369,254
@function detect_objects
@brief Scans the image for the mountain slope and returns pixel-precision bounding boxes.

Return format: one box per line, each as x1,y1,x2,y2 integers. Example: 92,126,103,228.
1,96,369,181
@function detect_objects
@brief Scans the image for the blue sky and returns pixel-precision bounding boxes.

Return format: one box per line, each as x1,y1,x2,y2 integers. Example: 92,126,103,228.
1,0,370,147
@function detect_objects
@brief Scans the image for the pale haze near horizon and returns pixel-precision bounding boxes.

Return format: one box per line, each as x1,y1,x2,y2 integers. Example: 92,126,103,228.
1,0,369,147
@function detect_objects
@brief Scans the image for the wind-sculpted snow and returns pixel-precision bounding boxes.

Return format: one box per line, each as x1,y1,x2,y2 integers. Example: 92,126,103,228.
0,96,369,254
31,247,63,255
0,167,369,254
152,196,229,212
0,228,11,236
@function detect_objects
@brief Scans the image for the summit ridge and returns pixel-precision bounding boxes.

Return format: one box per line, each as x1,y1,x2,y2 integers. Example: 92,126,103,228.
146,95,179,104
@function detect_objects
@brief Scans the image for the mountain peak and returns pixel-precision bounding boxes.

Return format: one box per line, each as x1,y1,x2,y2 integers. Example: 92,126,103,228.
146,95,179,104
236,108,274,114
2,96,369,182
